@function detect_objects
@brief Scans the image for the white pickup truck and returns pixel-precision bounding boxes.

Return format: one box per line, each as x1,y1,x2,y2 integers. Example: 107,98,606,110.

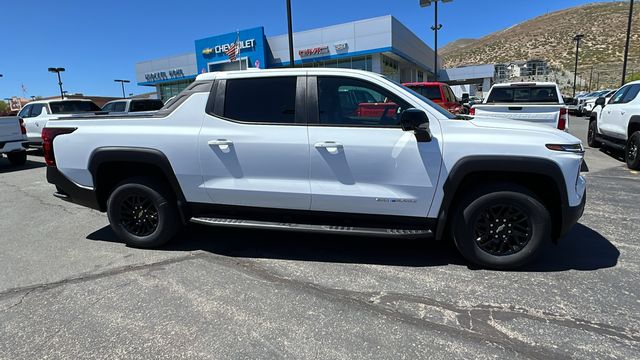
470,82,569,131
0,117,28,165
44,68,587,269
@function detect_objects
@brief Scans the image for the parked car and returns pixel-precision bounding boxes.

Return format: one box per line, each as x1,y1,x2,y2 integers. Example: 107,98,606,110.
583,89,616,117
588,80,640,169
578,90,612,116
0,116,28,165
45,68,586,269
102,99,164,114
402,82,466,114
18,99,101,146
470,82,569,130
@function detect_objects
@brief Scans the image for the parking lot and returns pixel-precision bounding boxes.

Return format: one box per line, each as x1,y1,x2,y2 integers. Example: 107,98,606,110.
0,116,638,359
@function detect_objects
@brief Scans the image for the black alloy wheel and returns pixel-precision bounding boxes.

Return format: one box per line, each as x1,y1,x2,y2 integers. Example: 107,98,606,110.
472,204,532,256
119,194,159,237
627,132,640,170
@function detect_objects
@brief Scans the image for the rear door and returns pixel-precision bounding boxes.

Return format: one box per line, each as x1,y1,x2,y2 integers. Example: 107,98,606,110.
199,74,311,210
307,74,441,217
599,86,630,138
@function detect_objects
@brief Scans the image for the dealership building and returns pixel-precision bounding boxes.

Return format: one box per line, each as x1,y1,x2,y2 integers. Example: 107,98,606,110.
135,16,437,101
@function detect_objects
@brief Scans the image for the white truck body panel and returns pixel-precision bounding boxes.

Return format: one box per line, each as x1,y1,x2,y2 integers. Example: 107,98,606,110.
0,117,27,153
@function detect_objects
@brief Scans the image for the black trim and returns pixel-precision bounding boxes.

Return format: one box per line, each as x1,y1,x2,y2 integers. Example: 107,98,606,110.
306,76,319,125
189,203,437,231
435,156,571,241
88,147,189,221
204,79,218,115
560,191,586,238
628,115,640,135
47,166,101,211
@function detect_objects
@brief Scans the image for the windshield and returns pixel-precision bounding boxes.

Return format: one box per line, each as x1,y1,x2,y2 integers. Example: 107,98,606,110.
405,85,442,100
50,101,101,114
384,77,455,119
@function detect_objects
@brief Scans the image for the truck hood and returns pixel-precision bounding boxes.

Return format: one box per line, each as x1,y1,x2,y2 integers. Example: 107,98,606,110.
468,115,580,143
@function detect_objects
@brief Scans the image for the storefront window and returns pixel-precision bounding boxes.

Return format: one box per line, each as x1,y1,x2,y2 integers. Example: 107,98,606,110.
158,79,194,102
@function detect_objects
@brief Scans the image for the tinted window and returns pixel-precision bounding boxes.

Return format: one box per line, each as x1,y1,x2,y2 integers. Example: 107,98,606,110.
610,86,630,104
130,100,164,112
406,85,441,100
224,77,297,124
102,103,114,112
18,105,32,118
486,86,558,103
317,76,412,127
112,102,126,112
49,101,101,114
30,104,45,116
622,85,640,103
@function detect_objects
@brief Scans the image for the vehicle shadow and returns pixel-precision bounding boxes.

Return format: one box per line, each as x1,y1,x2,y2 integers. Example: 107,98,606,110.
599,147,626,163
87,222,618,271
0,159,46,174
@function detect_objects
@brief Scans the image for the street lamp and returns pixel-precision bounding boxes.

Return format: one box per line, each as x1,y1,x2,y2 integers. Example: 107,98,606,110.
621,0,635,86
420,0,452,81
572,34,584,97
48,67,66,99
114,79,130,98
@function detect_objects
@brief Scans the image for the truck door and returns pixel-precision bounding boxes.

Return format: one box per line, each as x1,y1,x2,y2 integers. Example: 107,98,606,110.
199,75,311,210
306,75,441,217
599,85,631,139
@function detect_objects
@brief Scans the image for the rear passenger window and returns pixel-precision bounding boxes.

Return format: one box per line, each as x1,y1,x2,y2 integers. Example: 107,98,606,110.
622,85,640,103
224,77,297,124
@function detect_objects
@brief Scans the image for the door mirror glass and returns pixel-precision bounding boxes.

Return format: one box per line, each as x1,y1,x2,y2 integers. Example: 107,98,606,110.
400,109,431,142
595,97,606,107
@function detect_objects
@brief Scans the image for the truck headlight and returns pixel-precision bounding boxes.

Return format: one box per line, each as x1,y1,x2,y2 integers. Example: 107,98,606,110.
546,143,584,154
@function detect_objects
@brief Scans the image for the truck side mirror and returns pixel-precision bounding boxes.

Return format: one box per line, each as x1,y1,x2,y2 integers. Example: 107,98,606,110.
401,109,431,142
595,97,606,107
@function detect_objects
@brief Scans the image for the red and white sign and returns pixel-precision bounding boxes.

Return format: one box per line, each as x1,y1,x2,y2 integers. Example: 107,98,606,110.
298,46,330,58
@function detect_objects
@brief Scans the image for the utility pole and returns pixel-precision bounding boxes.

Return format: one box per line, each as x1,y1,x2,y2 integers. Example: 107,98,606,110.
621,0,635,86
588,66,594,91
286,0,295,68
595,71,600,89
572,34,584,97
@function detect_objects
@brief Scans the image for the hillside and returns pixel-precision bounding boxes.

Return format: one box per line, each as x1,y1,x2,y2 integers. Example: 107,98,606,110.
440,1,640,88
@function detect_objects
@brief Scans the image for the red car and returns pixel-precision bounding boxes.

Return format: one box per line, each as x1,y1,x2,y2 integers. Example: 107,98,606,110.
403,82,465,114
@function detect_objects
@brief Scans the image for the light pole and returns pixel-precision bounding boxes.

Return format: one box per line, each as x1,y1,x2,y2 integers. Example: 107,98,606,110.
286,0,295,68
420,0,452,81
621,0,635,86
114,79,130,98
48,67,65,99
572,34,584,98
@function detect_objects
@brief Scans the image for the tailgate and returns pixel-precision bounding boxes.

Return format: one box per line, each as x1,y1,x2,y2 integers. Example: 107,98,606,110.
0,117,23,142
473,105,562,128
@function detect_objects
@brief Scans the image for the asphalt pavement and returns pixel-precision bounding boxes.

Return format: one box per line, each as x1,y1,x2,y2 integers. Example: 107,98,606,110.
0,116,638,359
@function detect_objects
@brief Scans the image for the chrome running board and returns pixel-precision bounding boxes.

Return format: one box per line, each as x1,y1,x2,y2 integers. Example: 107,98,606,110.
190,217,431,238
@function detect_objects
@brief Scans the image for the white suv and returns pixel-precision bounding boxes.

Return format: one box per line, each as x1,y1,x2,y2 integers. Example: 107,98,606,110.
44,68,587,269
588,80,640,169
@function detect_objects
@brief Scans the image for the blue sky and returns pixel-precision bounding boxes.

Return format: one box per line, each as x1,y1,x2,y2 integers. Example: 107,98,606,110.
0,0,618,98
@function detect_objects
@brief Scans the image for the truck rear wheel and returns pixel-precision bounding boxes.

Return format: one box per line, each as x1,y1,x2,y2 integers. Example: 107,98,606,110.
626,131,640,170
452,183,550,269
7,151,27,166
106,177,181,248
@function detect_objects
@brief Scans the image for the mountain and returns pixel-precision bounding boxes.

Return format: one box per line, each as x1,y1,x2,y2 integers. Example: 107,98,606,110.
440,1,640,88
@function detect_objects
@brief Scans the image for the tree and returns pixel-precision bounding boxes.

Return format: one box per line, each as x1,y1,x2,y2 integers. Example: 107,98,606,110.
627,72,640,82
0,101,9,115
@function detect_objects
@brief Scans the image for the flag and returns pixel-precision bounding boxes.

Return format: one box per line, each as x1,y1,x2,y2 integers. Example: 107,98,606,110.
226,32,241,61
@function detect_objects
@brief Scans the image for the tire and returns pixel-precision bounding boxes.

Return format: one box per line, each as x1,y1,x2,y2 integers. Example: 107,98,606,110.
7,151,27,166
451,183,551,269
626,131,640,170
587,120,601,148
106,177,181,248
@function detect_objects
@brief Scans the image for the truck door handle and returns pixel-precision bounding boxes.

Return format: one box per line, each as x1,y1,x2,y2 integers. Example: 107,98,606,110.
314,141,343,152
508,107,523,111
208,139,233,149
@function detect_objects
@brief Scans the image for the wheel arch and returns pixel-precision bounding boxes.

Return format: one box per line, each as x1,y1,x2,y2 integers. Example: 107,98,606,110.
435,156,568,242
628,116,640,137
88,147,189,223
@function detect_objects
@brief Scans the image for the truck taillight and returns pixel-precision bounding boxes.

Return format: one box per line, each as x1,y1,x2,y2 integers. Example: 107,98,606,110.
558,107,568,131
42,127,76,166
469,107,476,115
18,118,26,135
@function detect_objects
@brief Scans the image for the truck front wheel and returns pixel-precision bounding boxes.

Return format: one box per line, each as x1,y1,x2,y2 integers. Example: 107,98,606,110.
106,177,181,248
587,120,601,148
626,131,640,170
452,183,550,269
